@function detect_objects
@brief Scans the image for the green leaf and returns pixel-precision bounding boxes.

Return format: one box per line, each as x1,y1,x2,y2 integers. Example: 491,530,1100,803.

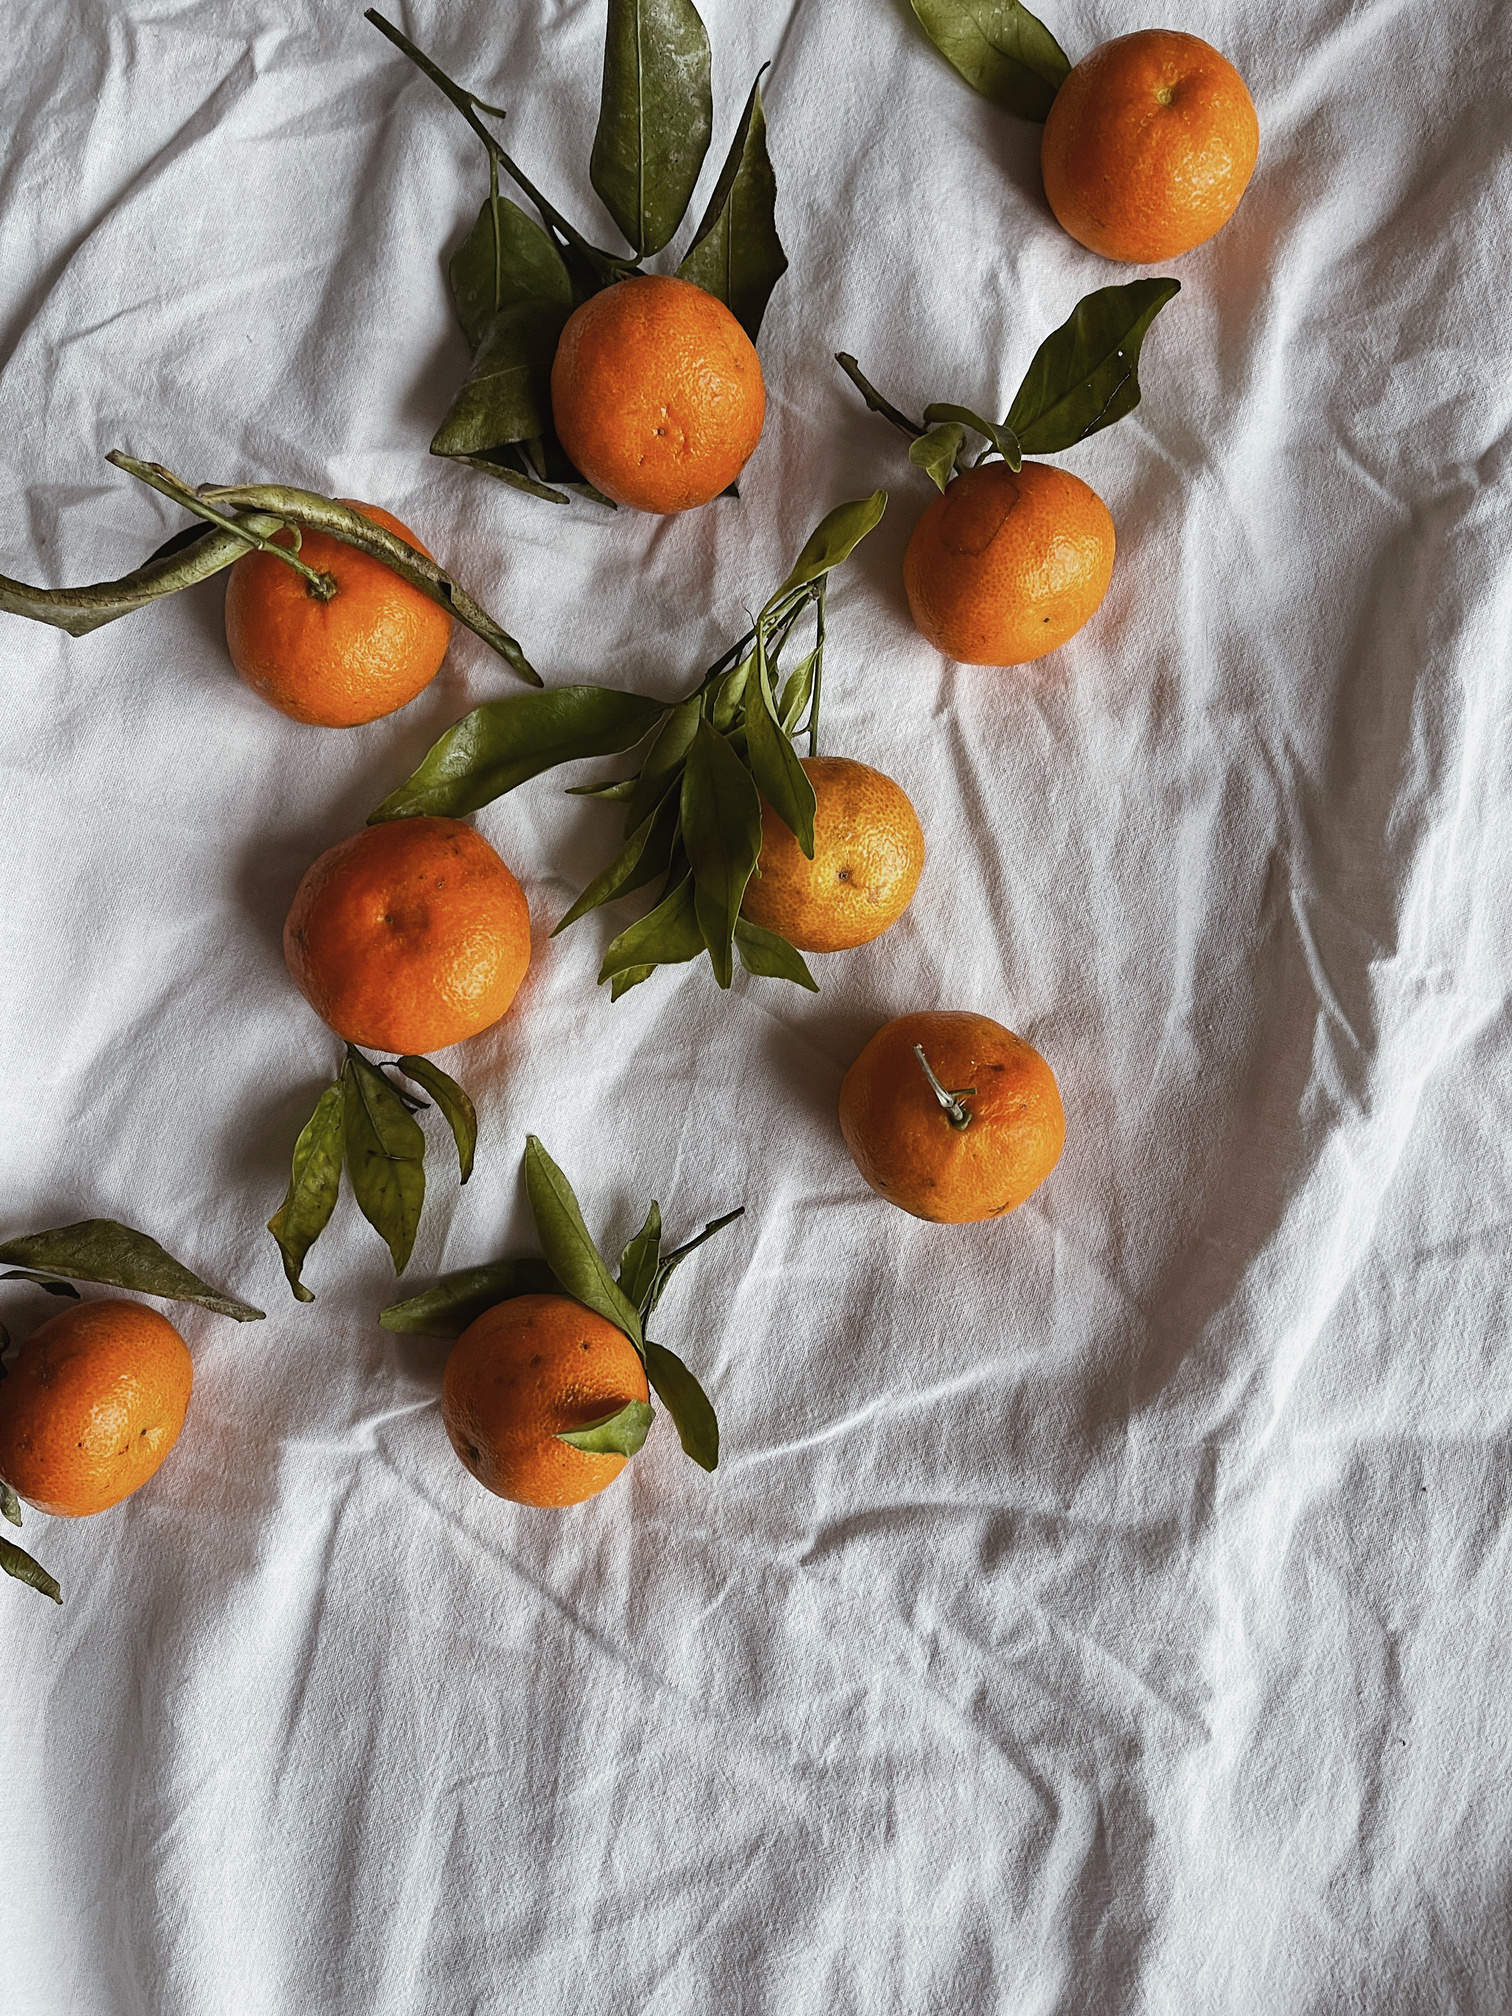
448,192,574,354
431,297,574,461
744,629,816,857
591,0,713,258
734,916,818,991
644,1340,718,1470
909,0,1070,122
624,697,702,832
0,1271,81,1298
681,721,764,988
599,872,707,985
676,72,787,342
765,491,888,611
0,1222,264,1321
557,1397,654,1457
0,1536,62,1604
922,401,1022,472
777,649,818,734
369,687,667,823
618,1201,663,1311
378,1258,561,1336
555,787,681,934
1006,279,1181,455
267,1080,346,1304
1,1480,22,1527
709,652,753,733
522,1137,643,1347
565,774,642,801
908,422,967,492
393,1057,477,1185
342,1050,426,1277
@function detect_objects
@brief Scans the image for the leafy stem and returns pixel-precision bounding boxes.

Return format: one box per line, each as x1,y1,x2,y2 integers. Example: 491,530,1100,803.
108,454,337,600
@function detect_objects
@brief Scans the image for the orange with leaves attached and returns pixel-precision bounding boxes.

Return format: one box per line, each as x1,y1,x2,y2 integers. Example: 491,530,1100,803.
0,1299,193,1517
442,1293,650,1508
224,501,453,727
550,275,766,513
839,1011,1065,1223
284,815,531,1055
902,460,1114,667
741,757,924,952
1041,31,1259,263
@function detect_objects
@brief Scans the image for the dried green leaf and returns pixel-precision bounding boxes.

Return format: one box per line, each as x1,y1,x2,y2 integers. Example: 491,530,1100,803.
599,873,706,985
267,1080,346,1304
378,1258,561,1336
369,686,666,822
681,721,764,988
591,0,713,257
393,1056,477,1185
677,73,787,342
523,1138,643,1347
734,916,819,991
1006,279,1181,454
909,0,1070,122
0,1271,81,1299
0,1536,62,1604
0,1222,264,1321
644,1340,718,1471
1,1480,22,1527
557,1397,654,1456
618,1201,663,1311
342,1051,426,1277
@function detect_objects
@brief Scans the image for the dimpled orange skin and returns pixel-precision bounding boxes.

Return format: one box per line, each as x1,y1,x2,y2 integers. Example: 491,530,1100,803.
1041,31,1260,263
283,816,531,1055
550,275,766,513
0,1300,193,1517
740,757,925,954
838,1011,1066,1224
902,461,1115,667
224,501,453,728
442,1294,651,1508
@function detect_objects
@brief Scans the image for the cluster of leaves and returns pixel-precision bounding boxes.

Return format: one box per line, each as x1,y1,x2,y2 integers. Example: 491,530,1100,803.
383,1136,739,1472
269,1050,481,1302
366,493,886,997
0,1220,264,1604
0,453,536,683
908,0,1071,122
838,279,1180,489
366,0,787,505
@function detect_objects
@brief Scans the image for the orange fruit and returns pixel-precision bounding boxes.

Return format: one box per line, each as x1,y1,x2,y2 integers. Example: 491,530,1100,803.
0,1299,193,1517
284,815,531,1054
902,460,1115,667
550,275,765,513
740,756,925,952
441,1293,650,1508
838,1011,1065,1224
224,500,453,727
1041,31,1259,262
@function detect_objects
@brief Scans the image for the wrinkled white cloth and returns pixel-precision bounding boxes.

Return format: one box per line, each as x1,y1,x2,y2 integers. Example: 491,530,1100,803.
3,1,1511,2009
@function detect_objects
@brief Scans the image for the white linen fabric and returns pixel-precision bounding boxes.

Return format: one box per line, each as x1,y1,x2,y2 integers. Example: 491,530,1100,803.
3,1,1511,2009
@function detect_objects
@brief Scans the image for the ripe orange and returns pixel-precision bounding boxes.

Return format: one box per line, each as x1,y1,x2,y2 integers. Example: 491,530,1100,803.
0,1299,193,1517
550,275,766,513
441,1293,650,1508
740,757,924,952
224,500,453,727
838,1011,1065,1223
284,815,531,1054
1041,31,1259,262
902,460,1114,667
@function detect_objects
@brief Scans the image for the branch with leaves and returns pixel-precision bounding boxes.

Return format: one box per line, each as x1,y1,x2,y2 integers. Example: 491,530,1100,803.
838,280,1179,490
366,492,886,999
0,1221,263,1604
383,1136,740,1473
366,0,787,504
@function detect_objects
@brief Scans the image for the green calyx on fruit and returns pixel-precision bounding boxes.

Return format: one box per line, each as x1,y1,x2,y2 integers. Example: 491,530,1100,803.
838,278,1180,492
381,1135,743,1473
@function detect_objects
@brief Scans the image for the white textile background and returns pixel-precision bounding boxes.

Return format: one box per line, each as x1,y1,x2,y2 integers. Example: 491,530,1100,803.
2,0,1511,2009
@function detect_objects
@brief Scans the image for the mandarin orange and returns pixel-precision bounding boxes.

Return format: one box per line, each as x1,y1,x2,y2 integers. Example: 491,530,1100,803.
838,1011,1065,1224
0,1299,193,1517
550,275,765,513
902,460,1114,667
741,757,924,953
1041,31,1259,263
284,816,531,1055
224,500,453,727
441,1293,650,1508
